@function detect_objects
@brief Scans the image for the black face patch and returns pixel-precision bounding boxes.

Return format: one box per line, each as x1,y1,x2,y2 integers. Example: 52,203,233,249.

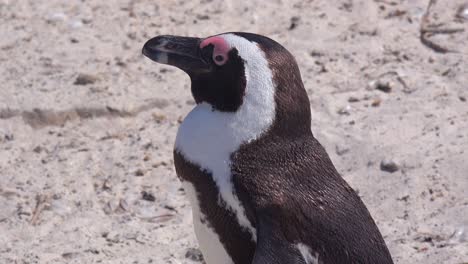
189,48,246,112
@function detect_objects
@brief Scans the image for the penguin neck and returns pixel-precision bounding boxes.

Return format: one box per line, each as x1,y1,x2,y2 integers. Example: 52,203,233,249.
175,78,276,172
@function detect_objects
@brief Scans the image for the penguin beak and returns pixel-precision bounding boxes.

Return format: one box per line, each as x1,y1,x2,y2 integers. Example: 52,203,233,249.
142,35,211,73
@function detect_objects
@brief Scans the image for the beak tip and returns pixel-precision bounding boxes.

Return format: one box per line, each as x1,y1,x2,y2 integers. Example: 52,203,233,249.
142,40,158,61
141,45,150,58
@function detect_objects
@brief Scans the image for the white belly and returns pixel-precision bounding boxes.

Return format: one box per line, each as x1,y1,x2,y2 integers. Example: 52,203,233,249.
183,182,234,264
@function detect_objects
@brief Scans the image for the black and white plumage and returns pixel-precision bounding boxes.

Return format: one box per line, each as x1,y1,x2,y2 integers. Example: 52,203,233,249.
143,32,394,264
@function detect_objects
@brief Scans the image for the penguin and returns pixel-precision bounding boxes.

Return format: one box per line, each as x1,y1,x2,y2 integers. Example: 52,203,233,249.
142,32,394,264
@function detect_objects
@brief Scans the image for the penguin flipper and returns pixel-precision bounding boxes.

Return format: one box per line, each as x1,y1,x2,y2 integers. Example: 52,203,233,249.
252,214,308,264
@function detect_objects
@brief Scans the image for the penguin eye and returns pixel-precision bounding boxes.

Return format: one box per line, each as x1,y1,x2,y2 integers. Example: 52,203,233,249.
215,55,224,62
212,53,228,66
200,44,228,66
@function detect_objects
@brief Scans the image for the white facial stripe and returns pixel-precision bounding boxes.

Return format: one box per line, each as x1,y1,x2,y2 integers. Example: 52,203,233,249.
297,243,319,264
175,33,276,241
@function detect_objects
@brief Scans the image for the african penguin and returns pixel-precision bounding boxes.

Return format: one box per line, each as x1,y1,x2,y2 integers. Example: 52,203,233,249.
142,32,394,264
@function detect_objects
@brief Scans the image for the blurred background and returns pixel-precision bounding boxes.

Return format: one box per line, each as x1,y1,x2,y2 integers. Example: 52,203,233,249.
0,0,467,263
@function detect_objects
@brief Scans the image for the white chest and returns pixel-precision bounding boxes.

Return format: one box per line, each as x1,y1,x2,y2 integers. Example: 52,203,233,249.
175,103,260,240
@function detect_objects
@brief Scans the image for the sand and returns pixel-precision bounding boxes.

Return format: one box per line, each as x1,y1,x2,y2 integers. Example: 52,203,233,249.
0,0,467,263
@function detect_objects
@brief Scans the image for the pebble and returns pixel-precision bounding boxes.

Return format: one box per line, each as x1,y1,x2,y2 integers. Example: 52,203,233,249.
337,105,352,115
33,146,43,153
289,16,300,30
46,12,67,23
380,159,399,173
141,191,155,202
69,19,84,29
335,145,350,156
348,96,360,103
310,50,325,57
376,81,392,93
152,161,168,168
4,133,14,141
135,169,145,177
152,113,167,123
368,79,393,93
105,231,121,243
62,252,80,259
196,14,210,20
74,73,99,85
456,4,468,20
451,226,466,243
371,98,382,107
185,248,204,262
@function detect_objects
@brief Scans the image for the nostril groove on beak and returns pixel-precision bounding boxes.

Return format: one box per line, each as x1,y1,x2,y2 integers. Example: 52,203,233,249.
166,42,177,50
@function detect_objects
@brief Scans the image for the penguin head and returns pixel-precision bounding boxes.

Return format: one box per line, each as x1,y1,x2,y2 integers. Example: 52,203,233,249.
143,32,311,136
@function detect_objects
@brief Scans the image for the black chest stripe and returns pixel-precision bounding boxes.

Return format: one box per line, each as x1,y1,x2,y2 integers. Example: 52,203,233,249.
174,151,256,264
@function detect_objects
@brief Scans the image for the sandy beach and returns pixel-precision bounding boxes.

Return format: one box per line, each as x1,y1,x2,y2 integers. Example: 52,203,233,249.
1,0,467,263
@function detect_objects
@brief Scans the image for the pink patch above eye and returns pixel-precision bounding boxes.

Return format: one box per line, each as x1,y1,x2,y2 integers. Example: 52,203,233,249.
200,36,230,65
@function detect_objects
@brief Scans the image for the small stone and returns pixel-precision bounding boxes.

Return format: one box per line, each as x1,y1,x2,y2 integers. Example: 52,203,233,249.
368,79,392,93
450,226,466,243
459,96,466,102
141,191,155,202
69,19,83,29
164,205,177,212
289,16,300,30
337,105,351,115
375,81,392,93
196,14,210,20
371,98,382,107
105,231,121,243
135,169,145,177
62,252,80,259
46,12,67,23
126,32,137,40
456,4,468,21
380,159,399,173
177,116,184,123
102,179,112,191
310,50,324,57
4,133,14,141
185,248,204,262
116,199,129,213
348,96,360,103
152,113,166,123
33,146,43,153
152,161,168,168
335,145,350,156
74,73,99,85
